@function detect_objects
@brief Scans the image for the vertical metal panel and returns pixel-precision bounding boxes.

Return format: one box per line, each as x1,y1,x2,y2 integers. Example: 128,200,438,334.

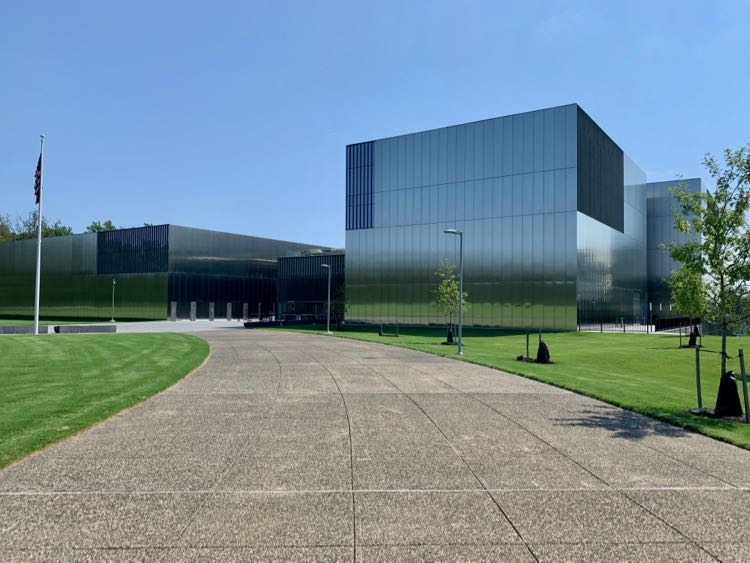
345,141,374,230
97,225,169,274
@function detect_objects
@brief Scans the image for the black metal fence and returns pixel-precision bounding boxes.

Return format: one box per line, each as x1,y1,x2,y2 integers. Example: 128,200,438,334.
577,320,653,333
578,316,704,335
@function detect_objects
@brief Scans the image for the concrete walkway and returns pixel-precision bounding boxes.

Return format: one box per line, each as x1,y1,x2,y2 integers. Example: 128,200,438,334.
115,319,248,333
2,330,750,561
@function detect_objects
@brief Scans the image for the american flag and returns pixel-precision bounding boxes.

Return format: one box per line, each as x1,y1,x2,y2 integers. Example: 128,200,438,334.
33,153,42,204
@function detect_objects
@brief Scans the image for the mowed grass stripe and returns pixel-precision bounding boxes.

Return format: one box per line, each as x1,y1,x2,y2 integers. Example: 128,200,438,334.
280,326,750,450
0,333,209,467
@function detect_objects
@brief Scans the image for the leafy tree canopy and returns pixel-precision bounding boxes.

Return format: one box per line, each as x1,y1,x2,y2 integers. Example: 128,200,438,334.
0,211,73,241
86,220,118,232
668,266,706,323
669,145,750,374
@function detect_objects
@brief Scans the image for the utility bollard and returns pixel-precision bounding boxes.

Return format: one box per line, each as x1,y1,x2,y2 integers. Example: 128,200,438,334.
739,349,750,423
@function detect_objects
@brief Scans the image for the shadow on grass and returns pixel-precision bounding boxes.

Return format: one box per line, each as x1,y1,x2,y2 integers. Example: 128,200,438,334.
553,404,691,441
337,324,529,339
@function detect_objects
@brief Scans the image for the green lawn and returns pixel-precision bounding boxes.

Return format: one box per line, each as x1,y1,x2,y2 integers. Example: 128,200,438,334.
0,319,95,325
0,333,209,467
281,325,750,449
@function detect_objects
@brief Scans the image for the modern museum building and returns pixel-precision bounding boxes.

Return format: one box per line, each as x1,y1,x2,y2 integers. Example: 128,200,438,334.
344,103,701,330
0,225,317,320
0,103,699,329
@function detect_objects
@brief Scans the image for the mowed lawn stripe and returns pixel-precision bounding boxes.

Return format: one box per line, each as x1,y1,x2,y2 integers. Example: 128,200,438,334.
0,333,209,467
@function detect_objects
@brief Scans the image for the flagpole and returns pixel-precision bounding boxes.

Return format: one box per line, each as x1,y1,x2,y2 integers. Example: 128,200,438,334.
33,134,44,335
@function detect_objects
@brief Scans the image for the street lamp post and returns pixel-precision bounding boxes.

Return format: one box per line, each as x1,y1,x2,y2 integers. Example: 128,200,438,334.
443,229,463,355
111,278,116,322
321,264,332,334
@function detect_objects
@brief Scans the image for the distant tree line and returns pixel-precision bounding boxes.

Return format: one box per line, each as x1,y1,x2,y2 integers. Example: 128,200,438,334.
298,247,345,256
0,212,148,242
0,211,73,241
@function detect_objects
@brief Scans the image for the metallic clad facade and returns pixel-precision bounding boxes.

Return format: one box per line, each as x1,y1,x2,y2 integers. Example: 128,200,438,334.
0,225,318,320
97,225,169,274
646,178,703,317
0,232,167,320
167,225,315,319
277,252,345,318
346,143,374,230
346,104,582,329
576,107,625,232
576,154,647,325
345,104,654,329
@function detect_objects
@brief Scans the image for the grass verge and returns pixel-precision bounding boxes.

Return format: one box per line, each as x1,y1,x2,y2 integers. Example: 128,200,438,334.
0,333,209,467
279,325,750,450
0,319,96,325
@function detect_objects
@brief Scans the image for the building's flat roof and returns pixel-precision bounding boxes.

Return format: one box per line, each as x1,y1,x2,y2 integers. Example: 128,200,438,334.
346,102,579,147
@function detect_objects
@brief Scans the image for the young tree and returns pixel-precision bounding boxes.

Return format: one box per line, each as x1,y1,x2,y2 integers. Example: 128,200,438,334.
435,257,469,336
669,146,750,375
668,267,706,325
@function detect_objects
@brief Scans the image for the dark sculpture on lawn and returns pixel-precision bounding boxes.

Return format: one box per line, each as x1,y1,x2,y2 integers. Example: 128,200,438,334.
714,370,743,418
536,340,550,364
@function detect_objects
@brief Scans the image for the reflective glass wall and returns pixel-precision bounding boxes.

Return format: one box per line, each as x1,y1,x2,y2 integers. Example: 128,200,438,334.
346,104,579,329
645,178,703,318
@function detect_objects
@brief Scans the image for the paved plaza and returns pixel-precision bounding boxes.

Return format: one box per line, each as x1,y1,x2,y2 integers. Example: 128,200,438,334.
2,330,750,561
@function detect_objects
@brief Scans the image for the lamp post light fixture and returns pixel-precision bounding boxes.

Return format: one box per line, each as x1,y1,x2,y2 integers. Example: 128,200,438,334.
321,264,332,334
111,278,116,322
443,229,463,355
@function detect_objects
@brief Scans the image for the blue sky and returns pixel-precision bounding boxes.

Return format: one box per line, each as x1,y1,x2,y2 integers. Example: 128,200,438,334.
1,0,748,247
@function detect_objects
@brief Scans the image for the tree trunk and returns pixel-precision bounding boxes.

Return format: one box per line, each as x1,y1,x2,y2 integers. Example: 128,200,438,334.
720,276,727,376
